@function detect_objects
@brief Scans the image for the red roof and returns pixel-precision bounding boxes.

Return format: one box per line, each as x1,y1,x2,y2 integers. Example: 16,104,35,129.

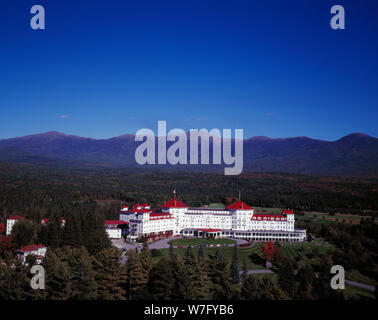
162,198,189,208
21,244,46,252
104,220,129,226
41,218,66,224
8,215,24,220
226,200,253,210
282,209,294,214
198,228,222,232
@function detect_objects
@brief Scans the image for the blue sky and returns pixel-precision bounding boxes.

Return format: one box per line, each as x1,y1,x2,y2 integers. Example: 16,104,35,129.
0,0,377,140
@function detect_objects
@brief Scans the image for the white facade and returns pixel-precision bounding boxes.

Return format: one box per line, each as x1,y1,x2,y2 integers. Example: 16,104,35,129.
104,220,129,239
6,216,23,235
106,228,122,239
119,199,306,242
120,204,175,238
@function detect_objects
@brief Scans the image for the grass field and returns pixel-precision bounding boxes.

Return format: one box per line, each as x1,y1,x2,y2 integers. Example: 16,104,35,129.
280,240,335,258
295,211,375,225
153,242,267,270
169,238,236,246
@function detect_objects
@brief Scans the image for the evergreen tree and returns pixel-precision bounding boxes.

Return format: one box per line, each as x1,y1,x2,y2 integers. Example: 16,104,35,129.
69,246,98,299
42,249,72,300
198,244,205,260
46,213,63,248
208,250,233,300
241,259,249,283
260,276,289,300
125,249,149,299
169,250,191,299
86,214,111,254
63,212,82,247
11,219,35,248
168,242,174,259
231,245,241,284
92,247,126,299
296,264,315,299
241,275,260,300
278,257,297,298
0,259,31,300
140,243,153,274
185,245,195,260
148,255,175,299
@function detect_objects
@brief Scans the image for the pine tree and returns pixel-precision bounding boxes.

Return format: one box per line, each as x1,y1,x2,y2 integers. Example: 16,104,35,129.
0,259,31,300
148,255,174,299
169,250,190,299
63,212,82,247
241,275,260,300
185,245,195,260
69,246,98,299
92,247,126,299
208,250,232,300
86,214,111,254
140,243,153,273
47,213,63,248
241,259,249,283
278,257,297,298
125,249,149,299
11,219,35,248
42,249,72,300
231,245,241,284
198,244,205,260
260,276,289,300
168,242,175,259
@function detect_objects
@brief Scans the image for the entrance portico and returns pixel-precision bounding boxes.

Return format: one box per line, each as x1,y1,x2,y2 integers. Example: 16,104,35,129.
197,228,222,238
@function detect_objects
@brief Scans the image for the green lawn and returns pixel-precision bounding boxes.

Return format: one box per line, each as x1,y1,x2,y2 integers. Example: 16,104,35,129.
281,240,335,259
169,238,236,246
153,244,267,270
296,211,374,225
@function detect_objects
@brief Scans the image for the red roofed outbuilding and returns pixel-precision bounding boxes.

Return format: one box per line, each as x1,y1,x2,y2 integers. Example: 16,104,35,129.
104,220,129,239
17,244,47,264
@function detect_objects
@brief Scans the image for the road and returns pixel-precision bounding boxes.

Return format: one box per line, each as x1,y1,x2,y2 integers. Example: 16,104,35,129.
345,280,375,292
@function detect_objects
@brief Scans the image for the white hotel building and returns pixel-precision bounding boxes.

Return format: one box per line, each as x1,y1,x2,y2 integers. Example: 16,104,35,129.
120,199,306,242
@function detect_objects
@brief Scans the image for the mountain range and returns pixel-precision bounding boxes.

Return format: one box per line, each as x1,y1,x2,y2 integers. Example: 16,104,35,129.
0,131,377,176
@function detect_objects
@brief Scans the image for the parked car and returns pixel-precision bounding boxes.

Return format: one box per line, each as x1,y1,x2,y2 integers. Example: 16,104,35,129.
178,245,184,248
